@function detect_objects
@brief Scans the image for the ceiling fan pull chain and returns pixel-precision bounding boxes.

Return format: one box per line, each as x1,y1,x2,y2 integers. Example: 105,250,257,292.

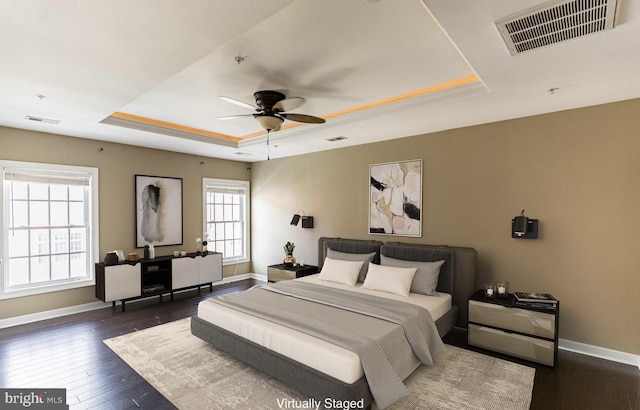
267,130,270,161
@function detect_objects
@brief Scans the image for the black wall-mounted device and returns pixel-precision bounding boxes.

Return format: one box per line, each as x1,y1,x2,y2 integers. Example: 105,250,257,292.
301,216,314,229
511,210,538,239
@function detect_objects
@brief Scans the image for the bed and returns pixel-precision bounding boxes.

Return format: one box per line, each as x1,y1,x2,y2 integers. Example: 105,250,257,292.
191,238,477,409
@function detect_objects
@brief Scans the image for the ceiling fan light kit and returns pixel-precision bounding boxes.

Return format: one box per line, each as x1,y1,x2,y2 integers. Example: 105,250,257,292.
255,114,284,132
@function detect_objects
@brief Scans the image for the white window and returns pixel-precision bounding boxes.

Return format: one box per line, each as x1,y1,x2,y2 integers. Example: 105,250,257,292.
1,161,99,299
203,178,249,265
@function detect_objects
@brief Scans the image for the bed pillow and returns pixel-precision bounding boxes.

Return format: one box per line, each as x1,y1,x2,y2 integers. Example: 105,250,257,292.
381,255,445,296
326,248,376,283
317,257,364,286
361,263,417,297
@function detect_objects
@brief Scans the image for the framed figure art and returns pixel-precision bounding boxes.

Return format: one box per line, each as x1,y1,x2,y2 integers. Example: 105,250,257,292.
135,175,183,247
369,159,422,237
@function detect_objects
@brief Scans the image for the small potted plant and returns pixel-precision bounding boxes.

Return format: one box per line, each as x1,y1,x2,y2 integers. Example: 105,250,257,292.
283,241,296,265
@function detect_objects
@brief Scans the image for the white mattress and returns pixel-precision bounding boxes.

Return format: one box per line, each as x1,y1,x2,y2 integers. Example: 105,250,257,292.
197,274,451,384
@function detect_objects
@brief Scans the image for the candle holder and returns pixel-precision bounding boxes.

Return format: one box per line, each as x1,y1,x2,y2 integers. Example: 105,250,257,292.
483,283,496,298
496,281,509,298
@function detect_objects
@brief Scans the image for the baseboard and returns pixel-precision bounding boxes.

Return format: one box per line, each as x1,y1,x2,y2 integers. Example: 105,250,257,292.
559,338,640,370
0,273,261,330
219,273,252,283
217,272,267,283
250,272,268,282
219,272,266,283
0,300,111,330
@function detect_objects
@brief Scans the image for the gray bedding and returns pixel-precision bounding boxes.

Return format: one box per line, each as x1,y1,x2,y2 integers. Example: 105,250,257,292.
209,280,446,409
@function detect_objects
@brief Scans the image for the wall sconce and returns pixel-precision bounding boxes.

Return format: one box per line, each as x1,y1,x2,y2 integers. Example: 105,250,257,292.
290,212,314,228
511,210,538,239
301,216,314,228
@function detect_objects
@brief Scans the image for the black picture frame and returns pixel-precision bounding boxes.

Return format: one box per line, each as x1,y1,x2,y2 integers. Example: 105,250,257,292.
135,174,183,247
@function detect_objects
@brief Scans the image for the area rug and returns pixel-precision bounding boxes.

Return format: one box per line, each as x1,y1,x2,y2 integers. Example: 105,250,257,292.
104,318,535,409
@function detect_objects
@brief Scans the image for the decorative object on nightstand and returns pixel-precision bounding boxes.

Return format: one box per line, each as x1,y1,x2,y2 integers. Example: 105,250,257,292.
496,281,509,297
483,283,496,298
513,291,558,310
283,241,296,265
468,289,559,367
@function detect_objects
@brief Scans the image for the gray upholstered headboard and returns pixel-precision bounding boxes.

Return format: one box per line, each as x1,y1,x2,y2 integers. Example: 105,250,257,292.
380,243,454,295
382,242,477,327
317,237,477,328
318,237,384,269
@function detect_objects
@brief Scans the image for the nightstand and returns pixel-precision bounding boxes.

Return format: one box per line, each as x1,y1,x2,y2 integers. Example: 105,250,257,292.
267,263,318,282
468,289,559,367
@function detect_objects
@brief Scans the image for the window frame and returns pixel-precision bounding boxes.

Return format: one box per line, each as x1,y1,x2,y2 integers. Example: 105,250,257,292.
202,178,250,266
0,160,99,300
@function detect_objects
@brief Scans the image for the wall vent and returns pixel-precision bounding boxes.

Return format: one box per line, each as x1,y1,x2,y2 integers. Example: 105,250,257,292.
496,0,619,55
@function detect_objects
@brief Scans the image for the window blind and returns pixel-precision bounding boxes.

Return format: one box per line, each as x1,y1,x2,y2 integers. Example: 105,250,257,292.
4,168,91,186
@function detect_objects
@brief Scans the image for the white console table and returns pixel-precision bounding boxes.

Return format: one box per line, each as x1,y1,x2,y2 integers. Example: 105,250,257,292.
95,252,222,311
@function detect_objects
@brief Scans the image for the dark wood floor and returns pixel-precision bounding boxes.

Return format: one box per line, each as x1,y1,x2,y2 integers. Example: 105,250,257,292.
443,329,640,410
1,280,638,409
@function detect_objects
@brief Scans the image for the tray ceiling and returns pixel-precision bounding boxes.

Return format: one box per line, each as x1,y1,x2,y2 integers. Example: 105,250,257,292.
1,0,639,161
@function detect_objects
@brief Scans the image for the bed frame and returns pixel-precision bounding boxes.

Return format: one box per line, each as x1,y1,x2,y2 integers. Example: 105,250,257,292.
191,238,477,409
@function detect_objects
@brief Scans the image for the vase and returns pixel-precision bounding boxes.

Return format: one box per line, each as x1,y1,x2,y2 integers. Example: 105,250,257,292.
283,255,296,265
104,252,118,266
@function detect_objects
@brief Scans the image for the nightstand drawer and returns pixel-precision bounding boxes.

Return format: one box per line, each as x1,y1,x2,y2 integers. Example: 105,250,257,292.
267,264,318,282
469,300,555,339
268,266,296,282
469,324,555,366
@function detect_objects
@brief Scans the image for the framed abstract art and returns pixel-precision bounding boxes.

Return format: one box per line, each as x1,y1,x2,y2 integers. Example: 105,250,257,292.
369,159,422,237
135,175,183,247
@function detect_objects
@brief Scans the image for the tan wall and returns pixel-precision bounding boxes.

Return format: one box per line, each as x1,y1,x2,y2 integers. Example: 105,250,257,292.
251,98,640,355
0,127,251,319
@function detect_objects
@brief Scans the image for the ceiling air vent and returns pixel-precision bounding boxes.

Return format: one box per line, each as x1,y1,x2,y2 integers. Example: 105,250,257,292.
495,0,619,55
325,136,348,142
25,115,60,124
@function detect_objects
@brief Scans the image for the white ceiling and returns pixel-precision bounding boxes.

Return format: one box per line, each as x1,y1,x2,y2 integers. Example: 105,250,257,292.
1,0,639,162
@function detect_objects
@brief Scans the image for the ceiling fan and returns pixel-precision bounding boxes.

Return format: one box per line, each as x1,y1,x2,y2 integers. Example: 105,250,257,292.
218,90,325,132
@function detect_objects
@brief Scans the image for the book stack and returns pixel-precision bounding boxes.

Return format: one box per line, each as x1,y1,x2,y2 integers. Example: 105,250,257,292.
513,292,558,311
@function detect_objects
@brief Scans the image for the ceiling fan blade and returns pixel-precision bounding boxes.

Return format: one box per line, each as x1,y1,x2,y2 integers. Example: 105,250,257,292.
217,114,255,120
273,97,305,112
282,113,326,124
218,96,257,111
